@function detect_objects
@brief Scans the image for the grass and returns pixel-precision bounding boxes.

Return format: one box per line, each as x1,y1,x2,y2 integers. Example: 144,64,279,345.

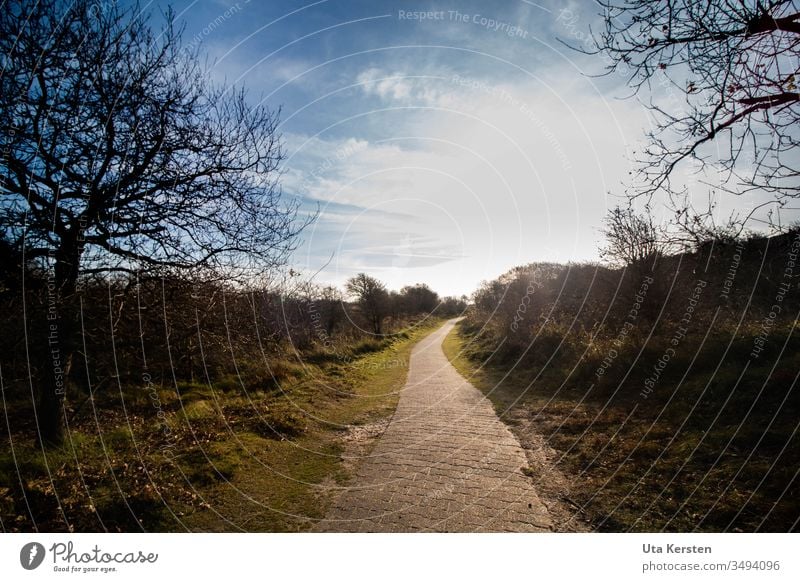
0,319,443,532
442,320,800,532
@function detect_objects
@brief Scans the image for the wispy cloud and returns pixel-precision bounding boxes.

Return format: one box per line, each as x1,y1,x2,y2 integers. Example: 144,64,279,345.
173,0,688,295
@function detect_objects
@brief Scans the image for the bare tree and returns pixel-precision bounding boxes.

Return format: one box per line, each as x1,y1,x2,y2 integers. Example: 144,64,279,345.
600,206,665,268
0,0,308,444
585,1,800,228
346,273,389,334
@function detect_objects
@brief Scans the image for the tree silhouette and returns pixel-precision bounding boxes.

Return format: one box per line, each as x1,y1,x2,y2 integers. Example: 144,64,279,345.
585,1,800,229
400,283,439,315
600,206,665,268
0,0,307,444
346,273,389,334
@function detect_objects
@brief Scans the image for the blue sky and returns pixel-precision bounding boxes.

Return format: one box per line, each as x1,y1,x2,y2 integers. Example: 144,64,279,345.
159,0,695,296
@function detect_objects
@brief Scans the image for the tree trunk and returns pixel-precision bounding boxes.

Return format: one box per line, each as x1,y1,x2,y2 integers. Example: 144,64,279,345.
37,235,82,447
38,287,72,447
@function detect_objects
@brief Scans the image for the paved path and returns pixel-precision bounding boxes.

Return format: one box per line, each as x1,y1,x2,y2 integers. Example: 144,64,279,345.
319,319,553,532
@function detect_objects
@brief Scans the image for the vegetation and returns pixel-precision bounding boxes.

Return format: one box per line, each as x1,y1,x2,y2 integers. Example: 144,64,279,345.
0,234,463,531
0,310,444,532
3,0,796,536
445,226,800,532
0,0,309,445
346,273,390,334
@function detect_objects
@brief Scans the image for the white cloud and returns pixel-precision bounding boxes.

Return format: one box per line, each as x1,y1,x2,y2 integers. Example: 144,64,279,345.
354,68,458,107
283,64,658,295
356,68,414,101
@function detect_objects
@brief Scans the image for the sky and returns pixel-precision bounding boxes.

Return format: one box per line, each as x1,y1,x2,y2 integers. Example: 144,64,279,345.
160,0,688,296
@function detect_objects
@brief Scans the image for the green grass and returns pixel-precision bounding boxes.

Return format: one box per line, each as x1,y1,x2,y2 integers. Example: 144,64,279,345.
179,322,437,532
443,320,800,532
0,319,444,532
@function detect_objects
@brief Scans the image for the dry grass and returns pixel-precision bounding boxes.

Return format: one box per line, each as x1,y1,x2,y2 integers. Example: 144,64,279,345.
443,320,800,532
0,319,443,532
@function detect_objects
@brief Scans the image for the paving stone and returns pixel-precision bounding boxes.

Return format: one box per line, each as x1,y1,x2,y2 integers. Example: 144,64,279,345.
317,320,553,532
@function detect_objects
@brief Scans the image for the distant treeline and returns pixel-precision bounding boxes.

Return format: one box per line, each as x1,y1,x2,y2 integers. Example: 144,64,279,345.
465,228,800,381
0,264,466,413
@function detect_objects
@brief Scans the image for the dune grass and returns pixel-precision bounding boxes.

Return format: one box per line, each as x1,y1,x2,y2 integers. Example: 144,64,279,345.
443,320,800,532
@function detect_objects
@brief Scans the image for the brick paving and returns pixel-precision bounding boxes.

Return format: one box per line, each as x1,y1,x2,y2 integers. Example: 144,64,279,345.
318,319,553,532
